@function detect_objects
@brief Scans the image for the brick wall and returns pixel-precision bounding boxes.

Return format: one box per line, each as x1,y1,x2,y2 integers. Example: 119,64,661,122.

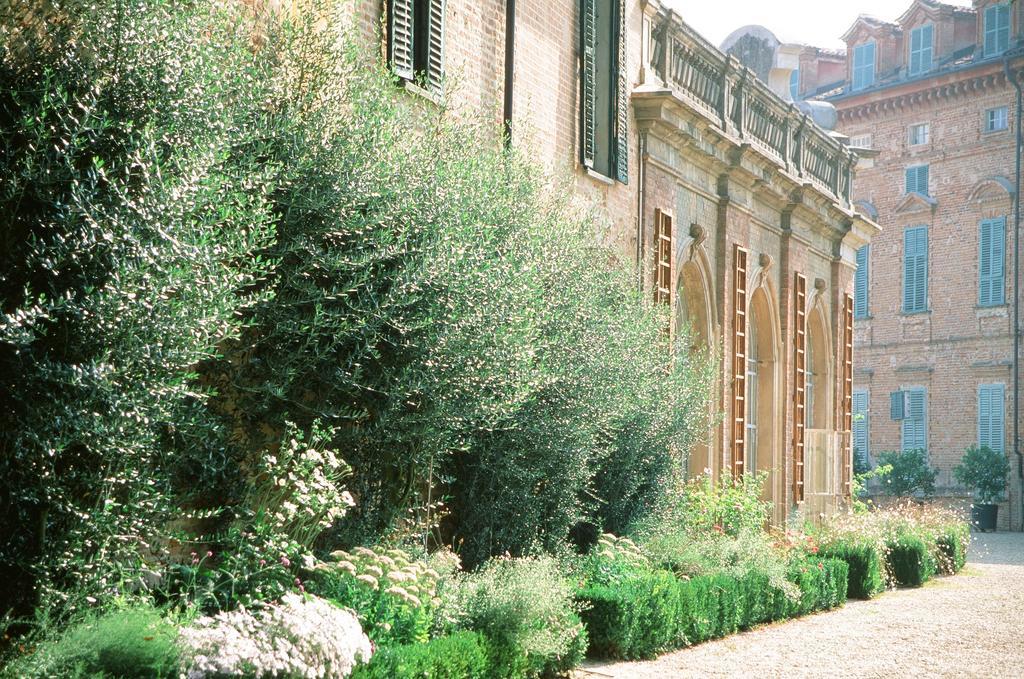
837,59,1022,530
344,0,641,261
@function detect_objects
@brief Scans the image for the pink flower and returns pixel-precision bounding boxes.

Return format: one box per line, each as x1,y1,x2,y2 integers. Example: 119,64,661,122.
206,551,213,558
280,556,291,568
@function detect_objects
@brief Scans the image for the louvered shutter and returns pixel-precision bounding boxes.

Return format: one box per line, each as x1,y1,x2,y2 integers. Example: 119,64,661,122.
905,166,928,196
980,217,1006,306
855,245,869,318
901,387,926,451
388,0,415,80
613,0,629,183
979,384,1006,453
580,0,597,169
890,390,905,420
903,226,928,313
853,390,869,468
425,0,446,94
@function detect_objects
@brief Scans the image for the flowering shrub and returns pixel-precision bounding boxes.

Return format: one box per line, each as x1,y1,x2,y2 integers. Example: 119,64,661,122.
244,422,355,550
576,534,652,588
178,593,371,678
817,501,969,588
309,546,444,648
640,472,772,539
441,556,587,678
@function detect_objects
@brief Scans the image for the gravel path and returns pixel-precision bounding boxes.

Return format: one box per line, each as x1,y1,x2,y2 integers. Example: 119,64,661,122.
579,532,1024,679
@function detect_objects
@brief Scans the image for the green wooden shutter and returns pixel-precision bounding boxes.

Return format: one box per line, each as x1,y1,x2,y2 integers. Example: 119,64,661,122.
978,385,1005,453
901,387,926,451
425,0,446,94
580,0,597,169
903,226,928,313
890,390,905,420
980,217,1006,306
388,0,415,80
905,165,929,196
853,390,869,467
613,0,628,183
855,245,869,318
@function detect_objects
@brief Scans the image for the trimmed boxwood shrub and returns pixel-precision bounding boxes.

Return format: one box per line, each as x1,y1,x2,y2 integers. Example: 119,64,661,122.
580,570,687,660
786,558,849,615
887,534,936,587
935,528,969,575
820,542,885,599
350,631,491,679
579,559,848,660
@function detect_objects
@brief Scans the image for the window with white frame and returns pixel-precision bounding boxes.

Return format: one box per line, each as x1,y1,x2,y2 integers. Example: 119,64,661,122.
909,24,933,76
986,106,1009,132
852,42,876,91
984,3,1011,58
909,123,930,146
849,133,872,149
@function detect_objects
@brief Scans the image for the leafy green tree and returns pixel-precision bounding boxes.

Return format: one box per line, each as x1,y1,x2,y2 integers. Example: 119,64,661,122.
875,449,938,497
0,0,278,615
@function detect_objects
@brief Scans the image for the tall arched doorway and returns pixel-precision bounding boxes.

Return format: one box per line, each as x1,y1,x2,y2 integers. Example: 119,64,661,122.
677,259,714,478
746,288,779,502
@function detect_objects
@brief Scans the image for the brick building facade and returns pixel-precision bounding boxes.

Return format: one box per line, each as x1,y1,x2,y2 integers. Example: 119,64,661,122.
340,0,877,523
778,0,1024,530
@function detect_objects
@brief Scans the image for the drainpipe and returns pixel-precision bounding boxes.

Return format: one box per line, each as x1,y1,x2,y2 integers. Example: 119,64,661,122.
1005,55,1023,531
637,130,647,291
503,0,516,148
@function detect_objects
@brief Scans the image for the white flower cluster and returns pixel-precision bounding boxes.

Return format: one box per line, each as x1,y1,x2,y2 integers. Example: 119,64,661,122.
320,546,444,608
248,422,355,548
179,593,372,678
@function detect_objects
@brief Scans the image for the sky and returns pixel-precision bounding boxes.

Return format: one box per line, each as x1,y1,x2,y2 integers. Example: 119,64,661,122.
665,0,974,50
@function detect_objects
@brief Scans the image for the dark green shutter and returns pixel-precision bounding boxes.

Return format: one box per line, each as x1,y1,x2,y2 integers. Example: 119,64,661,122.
613,0,628,183
855,245,869,318
388,0,415,80
580,0,596,169
425,0,446,94
891,390,905,421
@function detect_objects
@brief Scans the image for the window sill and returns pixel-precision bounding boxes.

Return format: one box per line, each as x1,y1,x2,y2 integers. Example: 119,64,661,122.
584,167,615,185
983,128,1009,136
854,314,873,321
399,78,443,106
900,309,931,317
976,303,1008,310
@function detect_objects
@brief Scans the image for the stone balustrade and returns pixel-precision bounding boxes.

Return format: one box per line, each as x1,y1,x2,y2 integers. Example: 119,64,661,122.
647,11,856,205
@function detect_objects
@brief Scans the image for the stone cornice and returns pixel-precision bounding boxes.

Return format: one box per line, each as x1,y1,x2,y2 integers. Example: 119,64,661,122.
835,58,1022,122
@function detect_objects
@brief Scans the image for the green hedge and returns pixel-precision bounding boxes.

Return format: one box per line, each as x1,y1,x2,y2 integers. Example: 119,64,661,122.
887,534,936,587
580,558,847,660
935,528,968,575
350,631,491,679
820,542,885,599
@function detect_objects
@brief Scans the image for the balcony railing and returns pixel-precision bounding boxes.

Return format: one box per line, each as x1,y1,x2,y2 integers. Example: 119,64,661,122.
648,13,856,205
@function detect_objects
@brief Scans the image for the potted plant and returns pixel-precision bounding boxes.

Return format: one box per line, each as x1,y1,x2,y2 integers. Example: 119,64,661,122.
953,445,1010,532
